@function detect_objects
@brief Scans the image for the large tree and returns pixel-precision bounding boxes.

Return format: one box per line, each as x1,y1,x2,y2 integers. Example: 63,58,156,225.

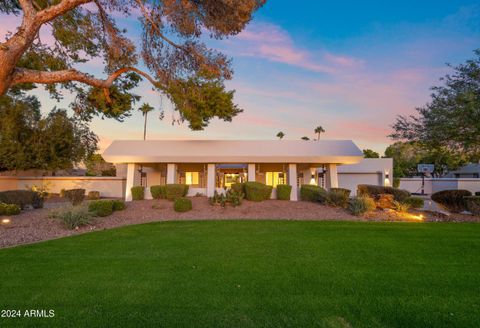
390,49,480,161
0,0,265,128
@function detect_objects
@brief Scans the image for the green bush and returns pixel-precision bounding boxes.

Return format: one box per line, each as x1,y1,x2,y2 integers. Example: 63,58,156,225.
357,184,410,202
276,184,292,200
0,203,21,215
88,200,114,217
327,189,350,208
64,189,86,205
244,182,273,202
174,197,192,212
465,196,480,216
403,196,424,209
112,200,126,211
52,207,93,230
0,190,44,209
348,196,376,216
231,183,245,195
166,184,189,201
131,186,145,200
431,189,472,213
393,177,400,188
300,185,327,203
475,191,480,196
88,191,100,200
150,185,167,199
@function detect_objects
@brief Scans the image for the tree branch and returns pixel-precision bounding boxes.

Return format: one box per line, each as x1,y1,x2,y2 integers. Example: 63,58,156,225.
36,0,93,24
18,0,36,17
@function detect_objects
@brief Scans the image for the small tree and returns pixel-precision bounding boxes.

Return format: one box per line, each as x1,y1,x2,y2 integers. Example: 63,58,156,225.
314,126,325,141
139,103,154,140
363,149,380,158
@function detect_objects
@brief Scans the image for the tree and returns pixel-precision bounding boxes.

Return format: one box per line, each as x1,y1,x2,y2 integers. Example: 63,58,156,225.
0,0,265,128
0,93,98,172
139,103,154,140
301,136,310,141
276,131,285,140
314,126,325,141
390,49,480,161
85,154,116,176
363,149,379,158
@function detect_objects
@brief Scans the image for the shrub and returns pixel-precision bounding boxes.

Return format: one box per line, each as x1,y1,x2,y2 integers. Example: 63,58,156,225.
150,185,167,199
431,189,472,213
209,190,227,207
244,182,273,202
231,183,245,195
0,203,21,215
88,200,114,217
88,191,100,200
276,184,292,200
165,184,189,201
112,200,126,211
174,197,192,212
348,196,376,216
357,184,410,202
0,190,44,209
64,189,86,205
53,207,93,230
465,196,480,216
131,186,145,200
226,189,244,207
475,191,480,196
393,177,400,189
403,196,424,209
327,189,350,208
392,200,411,213
300,185,327,203
60,189,66,198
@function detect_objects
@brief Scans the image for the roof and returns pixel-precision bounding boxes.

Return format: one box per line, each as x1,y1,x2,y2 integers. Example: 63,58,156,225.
102,140,363,164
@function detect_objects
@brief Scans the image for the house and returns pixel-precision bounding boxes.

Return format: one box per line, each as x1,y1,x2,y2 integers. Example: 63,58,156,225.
103,140,392,201
445,163,480,179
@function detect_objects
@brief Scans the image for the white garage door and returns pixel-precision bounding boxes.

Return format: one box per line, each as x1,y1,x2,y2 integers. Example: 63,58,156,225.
338,173,382,196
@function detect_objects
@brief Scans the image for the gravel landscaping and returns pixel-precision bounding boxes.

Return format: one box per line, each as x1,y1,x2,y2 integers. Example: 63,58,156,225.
1,196,479,248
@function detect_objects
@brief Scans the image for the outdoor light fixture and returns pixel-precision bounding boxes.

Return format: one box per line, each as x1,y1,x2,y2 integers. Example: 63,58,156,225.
1,218,10,224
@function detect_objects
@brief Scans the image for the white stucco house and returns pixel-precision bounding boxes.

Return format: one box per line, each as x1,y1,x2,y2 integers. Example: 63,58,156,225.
103,140,393,201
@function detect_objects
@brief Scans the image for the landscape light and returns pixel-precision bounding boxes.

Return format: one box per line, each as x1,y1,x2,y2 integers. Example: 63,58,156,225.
1,218,11,224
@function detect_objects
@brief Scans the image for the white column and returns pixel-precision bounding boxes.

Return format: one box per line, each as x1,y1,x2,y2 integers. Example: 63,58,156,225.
125,163,137,201
166,164,176,184
248,164,256,182
207,164,216,197
288,164,298,201
325,163,338,190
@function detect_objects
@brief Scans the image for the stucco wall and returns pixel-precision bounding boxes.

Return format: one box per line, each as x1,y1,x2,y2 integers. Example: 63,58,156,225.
399,178,480,195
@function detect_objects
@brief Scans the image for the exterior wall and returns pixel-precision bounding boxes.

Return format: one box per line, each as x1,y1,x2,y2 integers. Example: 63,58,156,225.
337,158,393,195
399,178,480,195
0,176,126,198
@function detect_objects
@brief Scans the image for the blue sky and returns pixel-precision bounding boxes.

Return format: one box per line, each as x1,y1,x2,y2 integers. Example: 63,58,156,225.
2,1,480,153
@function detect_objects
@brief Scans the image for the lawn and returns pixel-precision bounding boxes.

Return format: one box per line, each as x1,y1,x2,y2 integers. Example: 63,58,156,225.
0,221,479,328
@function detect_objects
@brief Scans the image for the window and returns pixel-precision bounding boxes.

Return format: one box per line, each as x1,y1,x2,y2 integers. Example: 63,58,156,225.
185,172,199,185
266,172,286,187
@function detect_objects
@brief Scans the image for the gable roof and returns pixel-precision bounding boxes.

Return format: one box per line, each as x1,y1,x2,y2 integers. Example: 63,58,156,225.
103,140,363,164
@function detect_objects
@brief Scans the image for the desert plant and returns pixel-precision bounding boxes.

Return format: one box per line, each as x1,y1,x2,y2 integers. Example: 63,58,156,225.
112,200,126,211
403,196,424,209
348,196,376,216
231,183,245,195
431,189,472,213
327,189,350,208
174,197,192,212
131,186,145,201
64,189,86,205
357,184,410,202
225,189,244,207
88,200,114,217
244,182,273,202
0,190,44,209
209,190,226,207
88,191,100,200
300,185,328,203
276,184,292,200
392,200,411,213
0,203,21,215
465,196,480,216
150,185,167,199
52,207,93,230
166,184,189,201
26,183,51,198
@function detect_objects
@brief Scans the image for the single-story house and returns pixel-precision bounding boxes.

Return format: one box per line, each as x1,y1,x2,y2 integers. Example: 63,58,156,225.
103,140,392,201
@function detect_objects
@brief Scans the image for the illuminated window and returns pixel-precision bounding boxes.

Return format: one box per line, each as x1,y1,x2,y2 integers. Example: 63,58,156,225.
185,172,199,185
266,172,286,187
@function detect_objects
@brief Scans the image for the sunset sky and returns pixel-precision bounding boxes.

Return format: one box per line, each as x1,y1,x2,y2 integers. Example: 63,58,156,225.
2,1,480,154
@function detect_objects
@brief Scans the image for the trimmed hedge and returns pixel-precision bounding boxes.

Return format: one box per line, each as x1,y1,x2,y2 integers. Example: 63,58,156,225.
244,182,273,202
0,203,21,215
465,196,480,216
300,185,327,203
112,200,126,211
475,191,480,196
431,189,472,213
131,186,145,200
403,196,424,209
357,184,410,202
166,184,189,201
231,183,245,195
88,200,114,217
0,190,44,209
276,184,292,200
150,185,167,199
88,191,100,200
64,189,86,205
174,197,192,212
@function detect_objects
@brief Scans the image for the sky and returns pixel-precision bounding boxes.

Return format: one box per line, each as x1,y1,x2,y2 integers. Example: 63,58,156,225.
2,1,480,154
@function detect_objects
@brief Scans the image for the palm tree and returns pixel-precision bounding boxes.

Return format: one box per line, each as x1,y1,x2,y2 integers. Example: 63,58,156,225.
314,126,325,141
139,103,154,140
301,136,310,141
276,131,285,140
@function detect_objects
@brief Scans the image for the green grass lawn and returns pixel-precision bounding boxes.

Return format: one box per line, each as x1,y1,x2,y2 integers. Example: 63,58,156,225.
1,221,479,328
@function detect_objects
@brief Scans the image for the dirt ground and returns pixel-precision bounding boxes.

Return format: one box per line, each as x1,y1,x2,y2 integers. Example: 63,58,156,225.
1,197,478,248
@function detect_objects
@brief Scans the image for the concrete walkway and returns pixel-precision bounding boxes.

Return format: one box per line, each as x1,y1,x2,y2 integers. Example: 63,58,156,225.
417,195,450,216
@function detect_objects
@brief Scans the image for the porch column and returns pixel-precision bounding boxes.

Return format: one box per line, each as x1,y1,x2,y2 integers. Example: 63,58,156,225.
166,164,176,184
125,163,137,201
288,164,298,201
325,163,338,190
248,163,256,182
207,164,215,197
